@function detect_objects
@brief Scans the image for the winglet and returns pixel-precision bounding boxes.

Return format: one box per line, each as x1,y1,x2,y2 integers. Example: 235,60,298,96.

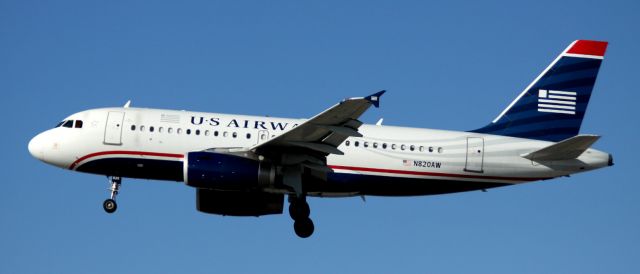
365,90,386,108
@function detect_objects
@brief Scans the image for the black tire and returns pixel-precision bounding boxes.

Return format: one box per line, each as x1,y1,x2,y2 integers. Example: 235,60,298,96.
288,201,310,220
103,199,117,213
293,218,314,238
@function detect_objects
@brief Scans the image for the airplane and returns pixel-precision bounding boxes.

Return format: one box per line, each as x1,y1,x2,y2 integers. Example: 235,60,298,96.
28,40,613,238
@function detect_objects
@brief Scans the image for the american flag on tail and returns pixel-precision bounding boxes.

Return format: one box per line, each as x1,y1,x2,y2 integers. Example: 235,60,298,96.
538,89,576,115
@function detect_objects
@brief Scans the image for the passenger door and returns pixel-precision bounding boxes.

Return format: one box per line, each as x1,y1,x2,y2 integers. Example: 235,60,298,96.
104,111,125,145
464,137,484,173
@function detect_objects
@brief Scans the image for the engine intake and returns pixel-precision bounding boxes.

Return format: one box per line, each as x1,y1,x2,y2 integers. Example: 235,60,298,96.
184,151,276,190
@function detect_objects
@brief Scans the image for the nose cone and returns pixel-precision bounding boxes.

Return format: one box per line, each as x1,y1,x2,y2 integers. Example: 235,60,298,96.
28,133,45,161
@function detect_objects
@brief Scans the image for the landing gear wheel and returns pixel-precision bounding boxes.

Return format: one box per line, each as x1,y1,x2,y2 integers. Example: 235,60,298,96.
103,176,121,214
289,200,310,220
294,218,314,238
288,195,315,238
103,199,117,213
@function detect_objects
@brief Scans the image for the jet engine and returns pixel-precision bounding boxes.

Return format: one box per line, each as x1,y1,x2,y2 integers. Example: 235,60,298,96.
184,151,276,190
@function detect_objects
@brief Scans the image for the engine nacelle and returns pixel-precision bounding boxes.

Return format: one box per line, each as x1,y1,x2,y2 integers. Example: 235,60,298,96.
196,189,283,216
184,151,276,190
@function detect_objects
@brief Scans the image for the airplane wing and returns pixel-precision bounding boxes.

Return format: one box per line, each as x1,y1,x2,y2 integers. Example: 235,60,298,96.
244,90,386,195
248,90,385,156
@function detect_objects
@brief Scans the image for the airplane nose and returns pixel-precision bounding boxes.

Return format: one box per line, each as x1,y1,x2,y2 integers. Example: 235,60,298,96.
28,133,45,161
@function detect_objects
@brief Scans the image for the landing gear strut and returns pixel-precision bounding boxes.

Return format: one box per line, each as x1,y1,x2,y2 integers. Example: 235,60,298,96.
289,196,314,238
103,176,121,214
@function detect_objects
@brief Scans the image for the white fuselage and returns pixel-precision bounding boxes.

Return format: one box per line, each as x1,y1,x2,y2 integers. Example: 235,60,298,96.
28,107,611,197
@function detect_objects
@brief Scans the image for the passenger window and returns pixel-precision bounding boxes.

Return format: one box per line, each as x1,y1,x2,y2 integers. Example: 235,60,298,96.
429,147,434,152
223,132,228,137
373,142,378,148
232,132,237,138
140,126,145,131
214,131,219,137
391,144,397,150
74,120,83,128
419,146,425,152
354,141,360,147
159,127,163,133
410,145,415,151
401,144,406,151
438,147,443,153
131,125,136,131
345,140,350,146
168,127,173,134
186,129,191,135
382,143,387,149
364,142,369,148
149,126,154,132
260,133,266,140
246,133,251,139
63,120,73,128
204,130,210,136
177,128,182,134
195,129,200,135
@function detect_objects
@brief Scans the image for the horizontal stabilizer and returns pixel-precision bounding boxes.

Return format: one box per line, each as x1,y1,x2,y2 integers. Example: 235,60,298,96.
522,134,600,161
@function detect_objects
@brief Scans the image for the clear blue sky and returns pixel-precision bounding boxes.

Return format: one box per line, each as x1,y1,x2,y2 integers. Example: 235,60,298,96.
2,0,638,273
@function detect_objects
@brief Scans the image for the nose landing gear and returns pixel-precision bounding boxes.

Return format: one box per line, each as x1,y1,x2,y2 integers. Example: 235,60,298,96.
289,196,314,238
103,176,121,214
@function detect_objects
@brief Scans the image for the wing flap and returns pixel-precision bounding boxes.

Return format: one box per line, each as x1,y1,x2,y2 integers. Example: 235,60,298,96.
288,141,344,155
319,125,363,137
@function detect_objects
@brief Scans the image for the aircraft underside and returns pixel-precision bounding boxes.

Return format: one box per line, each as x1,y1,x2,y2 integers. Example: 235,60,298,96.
76,156,515,237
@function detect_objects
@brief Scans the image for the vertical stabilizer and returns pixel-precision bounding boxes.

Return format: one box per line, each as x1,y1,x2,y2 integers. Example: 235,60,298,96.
472,40,608,142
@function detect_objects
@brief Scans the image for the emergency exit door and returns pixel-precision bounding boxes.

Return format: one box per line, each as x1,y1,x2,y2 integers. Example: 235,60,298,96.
104,111,125,145
256,130,270,145
464,137,484,173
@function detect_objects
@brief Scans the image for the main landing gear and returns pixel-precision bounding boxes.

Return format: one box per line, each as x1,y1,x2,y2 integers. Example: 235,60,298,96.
103,176,121,214
289,196,314,238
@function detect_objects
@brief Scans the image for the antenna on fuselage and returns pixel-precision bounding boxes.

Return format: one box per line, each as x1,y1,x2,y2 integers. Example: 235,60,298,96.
123,100,131,108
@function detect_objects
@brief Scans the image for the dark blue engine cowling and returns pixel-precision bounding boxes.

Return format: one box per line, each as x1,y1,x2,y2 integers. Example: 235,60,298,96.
185,151,275,190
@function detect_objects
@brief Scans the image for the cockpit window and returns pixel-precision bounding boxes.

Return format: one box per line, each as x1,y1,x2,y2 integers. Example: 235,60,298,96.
55,121,65,128
62,120,73,128
74,120,83,128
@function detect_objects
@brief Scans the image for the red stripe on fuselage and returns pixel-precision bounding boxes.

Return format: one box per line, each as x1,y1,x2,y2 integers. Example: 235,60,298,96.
69,151,184,170
328,165,549,182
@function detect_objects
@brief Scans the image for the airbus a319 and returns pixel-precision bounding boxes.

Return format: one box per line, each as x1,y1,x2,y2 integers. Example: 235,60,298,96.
28,40,613,238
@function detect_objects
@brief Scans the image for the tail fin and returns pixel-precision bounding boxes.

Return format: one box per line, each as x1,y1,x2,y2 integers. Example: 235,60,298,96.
472,40,608,142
